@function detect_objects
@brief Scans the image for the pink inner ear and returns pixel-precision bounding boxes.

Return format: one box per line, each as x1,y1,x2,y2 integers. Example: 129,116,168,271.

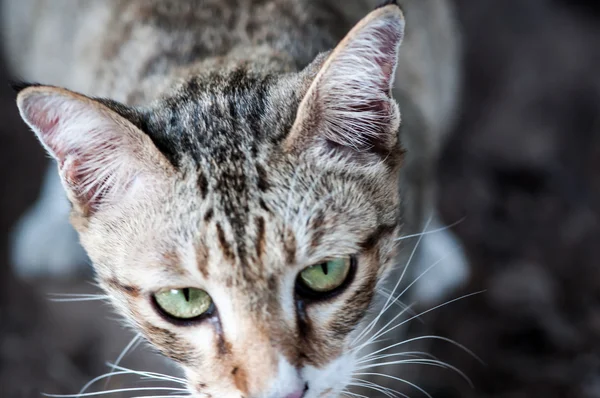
373,23,402,90
22,97,66,161
19,91,144,215
308,13,403,154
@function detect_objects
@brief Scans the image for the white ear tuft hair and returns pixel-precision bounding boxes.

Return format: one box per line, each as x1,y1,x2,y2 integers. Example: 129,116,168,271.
286,4,405,158
17,86,170,216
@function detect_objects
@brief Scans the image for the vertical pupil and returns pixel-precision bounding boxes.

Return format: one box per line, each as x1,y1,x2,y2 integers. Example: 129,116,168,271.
321,262,329,275
183,288,190,302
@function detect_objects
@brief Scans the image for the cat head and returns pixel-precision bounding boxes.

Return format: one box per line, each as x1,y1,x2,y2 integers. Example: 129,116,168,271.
16,4,405,398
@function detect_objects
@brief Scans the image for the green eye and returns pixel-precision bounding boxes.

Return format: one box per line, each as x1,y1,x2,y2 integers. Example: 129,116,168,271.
298,257,352,293
153,288,213,320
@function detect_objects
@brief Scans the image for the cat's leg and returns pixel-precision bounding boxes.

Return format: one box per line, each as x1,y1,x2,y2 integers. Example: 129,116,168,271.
10,163,88,279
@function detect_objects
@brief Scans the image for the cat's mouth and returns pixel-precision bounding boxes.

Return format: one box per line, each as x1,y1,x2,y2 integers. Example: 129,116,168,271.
284,383,309,398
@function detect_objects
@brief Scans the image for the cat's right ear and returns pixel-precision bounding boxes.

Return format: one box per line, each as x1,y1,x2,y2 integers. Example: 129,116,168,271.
16,85,174,217
285,3,404,163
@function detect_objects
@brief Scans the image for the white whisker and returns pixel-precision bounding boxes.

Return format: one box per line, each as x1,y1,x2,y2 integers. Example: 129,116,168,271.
107,363,186,384
349,379,408,398
361,334,484,366
394,217,465,242
47,293,109,303
42,386,188,398
343,390,370,398
48,293,106,297
364,291,485,349
392,246,460,302
376,288,423,323
352,303,414,354
48,297,110,302
357,350,438,364
352,214,433,347
354,372,432,398
356,358,473,387
75,371,145,397
356,247,461,351
101,334,142,389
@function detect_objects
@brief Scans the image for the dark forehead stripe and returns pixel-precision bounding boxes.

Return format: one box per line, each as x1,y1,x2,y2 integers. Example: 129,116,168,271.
156,69,278,269
284,231,297,265
216,222,235,262
255,163,271,192
139,67,279,168
255,216,266,259
197,170,209,199
196,241,210,278
359,223,397,251
308,209,327,255
130,67,302,269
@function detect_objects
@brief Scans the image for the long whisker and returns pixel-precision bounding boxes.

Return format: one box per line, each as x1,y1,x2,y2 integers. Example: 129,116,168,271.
363,291,485,350
75,371,147,397
354,372,432,398
47,293,110,303
352,214,433,346
348,383,397,398
107,363,187,384
47,293,105,297
394,217,465,242
349,379,408,398
101,334,143,389
394,245,460,302
343,390,370,398
376,288,423,323
356,358,473,387
375,288,417,313
352,304,414,353
48,297,110,302
75,366,185,398
357,247,461,351
42,386,189,398
360,335,484,366
357,350,439,364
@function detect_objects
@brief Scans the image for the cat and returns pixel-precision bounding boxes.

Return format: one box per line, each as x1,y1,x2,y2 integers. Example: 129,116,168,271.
2,0,467,397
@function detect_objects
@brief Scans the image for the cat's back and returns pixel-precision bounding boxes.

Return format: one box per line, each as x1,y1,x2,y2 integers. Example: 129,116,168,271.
1,0,365,97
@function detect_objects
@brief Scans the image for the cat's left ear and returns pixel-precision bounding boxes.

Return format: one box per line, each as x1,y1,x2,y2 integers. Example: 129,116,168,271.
16,85,174,217
285,3,404,161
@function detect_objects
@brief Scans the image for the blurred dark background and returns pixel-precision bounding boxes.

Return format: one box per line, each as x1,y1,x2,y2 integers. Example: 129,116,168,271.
1,0,600,397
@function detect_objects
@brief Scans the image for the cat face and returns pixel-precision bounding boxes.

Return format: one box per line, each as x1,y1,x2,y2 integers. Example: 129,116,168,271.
16,4,405,398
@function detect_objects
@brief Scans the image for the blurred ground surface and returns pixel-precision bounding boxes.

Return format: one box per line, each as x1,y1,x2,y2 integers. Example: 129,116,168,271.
1,0,600,397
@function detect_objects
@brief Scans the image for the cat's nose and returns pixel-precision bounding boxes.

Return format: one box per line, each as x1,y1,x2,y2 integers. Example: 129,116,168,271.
283,384,307,398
